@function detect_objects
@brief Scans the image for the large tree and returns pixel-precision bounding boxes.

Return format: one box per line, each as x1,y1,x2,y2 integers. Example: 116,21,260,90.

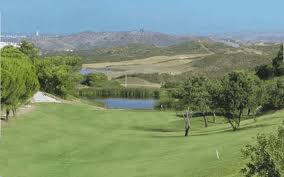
256,64,274,80
36,56,82,98
1,46,39,120
220,71,260,130
182,77,211,128
207,78,222,123
81,73,108,87
19,40,40,64
272,44,284,76
267,78,284,109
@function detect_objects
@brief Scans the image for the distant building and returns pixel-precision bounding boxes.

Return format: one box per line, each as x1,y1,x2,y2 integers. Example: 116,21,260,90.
0,42,19,49
36,30,40,37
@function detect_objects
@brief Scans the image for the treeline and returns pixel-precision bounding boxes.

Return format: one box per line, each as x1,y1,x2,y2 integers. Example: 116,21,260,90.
37,56,82,98
256,45,284,79
79,72,159,99
115,73,185,85
240,57,283,176
79,87,159,99
159,45,284,131
19,40,83,99
80,72,160,99
1,40,83,121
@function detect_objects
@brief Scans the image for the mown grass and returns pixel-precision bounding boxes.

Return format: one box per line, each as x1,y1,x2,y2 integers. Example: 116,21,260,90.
0,103,283,177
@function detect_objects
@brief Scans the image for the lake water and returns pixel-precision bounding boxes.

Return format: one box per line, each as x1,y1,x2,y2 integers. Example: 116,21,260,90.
80,68,99,75
80,68,114,75
96,98,157,110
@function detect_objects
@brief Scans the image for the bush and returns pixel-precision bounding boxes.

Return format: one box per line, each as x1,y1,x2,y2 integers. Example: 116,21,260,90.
241,125,284,176
81,73,108,87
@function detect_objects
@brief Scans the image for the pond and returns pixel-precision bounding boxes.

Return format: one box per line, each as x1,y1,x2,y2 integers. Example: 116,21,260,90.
80,68,100,75
96,98,157,110
80,68,115,75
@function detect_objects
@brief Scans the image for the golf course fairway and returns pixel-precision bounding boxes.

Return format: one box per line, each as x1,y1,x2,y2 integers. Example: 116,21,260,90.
0,103,283,177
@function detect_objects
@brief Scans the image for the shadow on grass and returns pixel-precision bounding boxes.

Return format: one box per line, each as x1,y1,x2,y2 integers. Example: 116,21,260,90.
189,123,275,137
132,126,181,133
238,123,278,131
150,135,185,138
148,123,276,138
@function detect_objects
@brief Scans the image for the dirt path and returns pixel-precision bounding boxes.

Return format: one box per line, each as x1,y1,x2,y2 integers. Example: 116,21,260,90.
0,104,36,131
1,91,62,130
198,40,213,54
16,105,36,117
32,91,62,103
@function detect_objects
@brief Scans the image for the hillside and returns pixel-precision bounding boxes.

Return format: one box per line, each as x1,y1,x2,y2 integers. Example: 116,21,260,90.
53,39,239,63
3,31,284,52
0,103,283,177
189,52,275,77
79,40,280,78
31,30,192,52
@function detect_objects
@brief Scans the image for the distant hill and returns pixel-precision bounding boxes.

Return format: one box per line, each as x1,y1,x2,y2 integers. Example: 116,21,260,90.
30,30,192,52
209,32,284,44
75,39,281,79
49,39,238,63
2,30,283,52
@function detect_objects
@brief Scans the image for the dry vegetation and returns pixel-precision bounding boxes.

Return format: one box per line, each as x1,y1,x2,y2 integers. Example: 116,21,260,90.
83,53,212,77
79,40,280,80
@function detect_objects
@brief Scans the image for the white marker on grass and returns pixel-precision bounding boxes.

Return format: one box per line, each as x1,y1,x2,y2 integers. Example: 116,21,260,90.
216,149,220,160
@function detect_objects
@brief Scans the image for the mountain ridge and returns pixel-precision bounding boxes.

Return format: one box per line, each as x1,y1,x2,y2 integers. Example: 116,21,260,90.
30,30,193,52
2,30,284,52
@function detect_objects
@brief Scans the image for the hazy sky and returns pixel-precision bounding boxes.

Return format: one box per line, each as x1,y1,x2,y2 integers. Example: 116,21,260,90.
1,0,284,34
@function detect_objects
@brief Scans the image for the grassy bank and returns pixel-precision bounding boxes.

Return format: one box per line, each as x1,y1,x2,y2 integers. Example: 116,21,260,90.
0,103,283,177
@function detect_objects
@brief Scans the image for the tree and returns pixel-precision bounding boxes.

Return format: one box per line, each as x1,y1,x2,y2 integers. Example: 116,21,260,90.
19,40,40,64
207,79,222,123
37,57,82,98
255,64,274,80
18,41,83,98
182,108,193,136
272,44,284,76
246,76,264,116
43,56,82,72
241,124,284,177
267,78,284,109
158,89,175,110
1,46,39,120
220,71,260,130
182,77,211,128
81,73,108,87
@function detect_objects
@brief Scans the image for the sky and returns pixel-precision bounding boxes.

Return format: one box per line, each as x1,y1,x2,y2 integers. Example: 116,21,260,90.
1,0,284,35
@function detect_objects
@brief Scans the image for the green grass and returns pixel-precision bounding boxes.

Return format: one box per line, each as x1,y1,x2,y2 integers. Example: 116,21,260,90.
0,103,283,177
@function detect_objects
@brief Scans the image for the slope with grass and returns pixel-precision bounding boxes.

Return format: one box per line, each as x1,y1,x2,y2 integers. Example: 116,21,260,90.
0,103,283,177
